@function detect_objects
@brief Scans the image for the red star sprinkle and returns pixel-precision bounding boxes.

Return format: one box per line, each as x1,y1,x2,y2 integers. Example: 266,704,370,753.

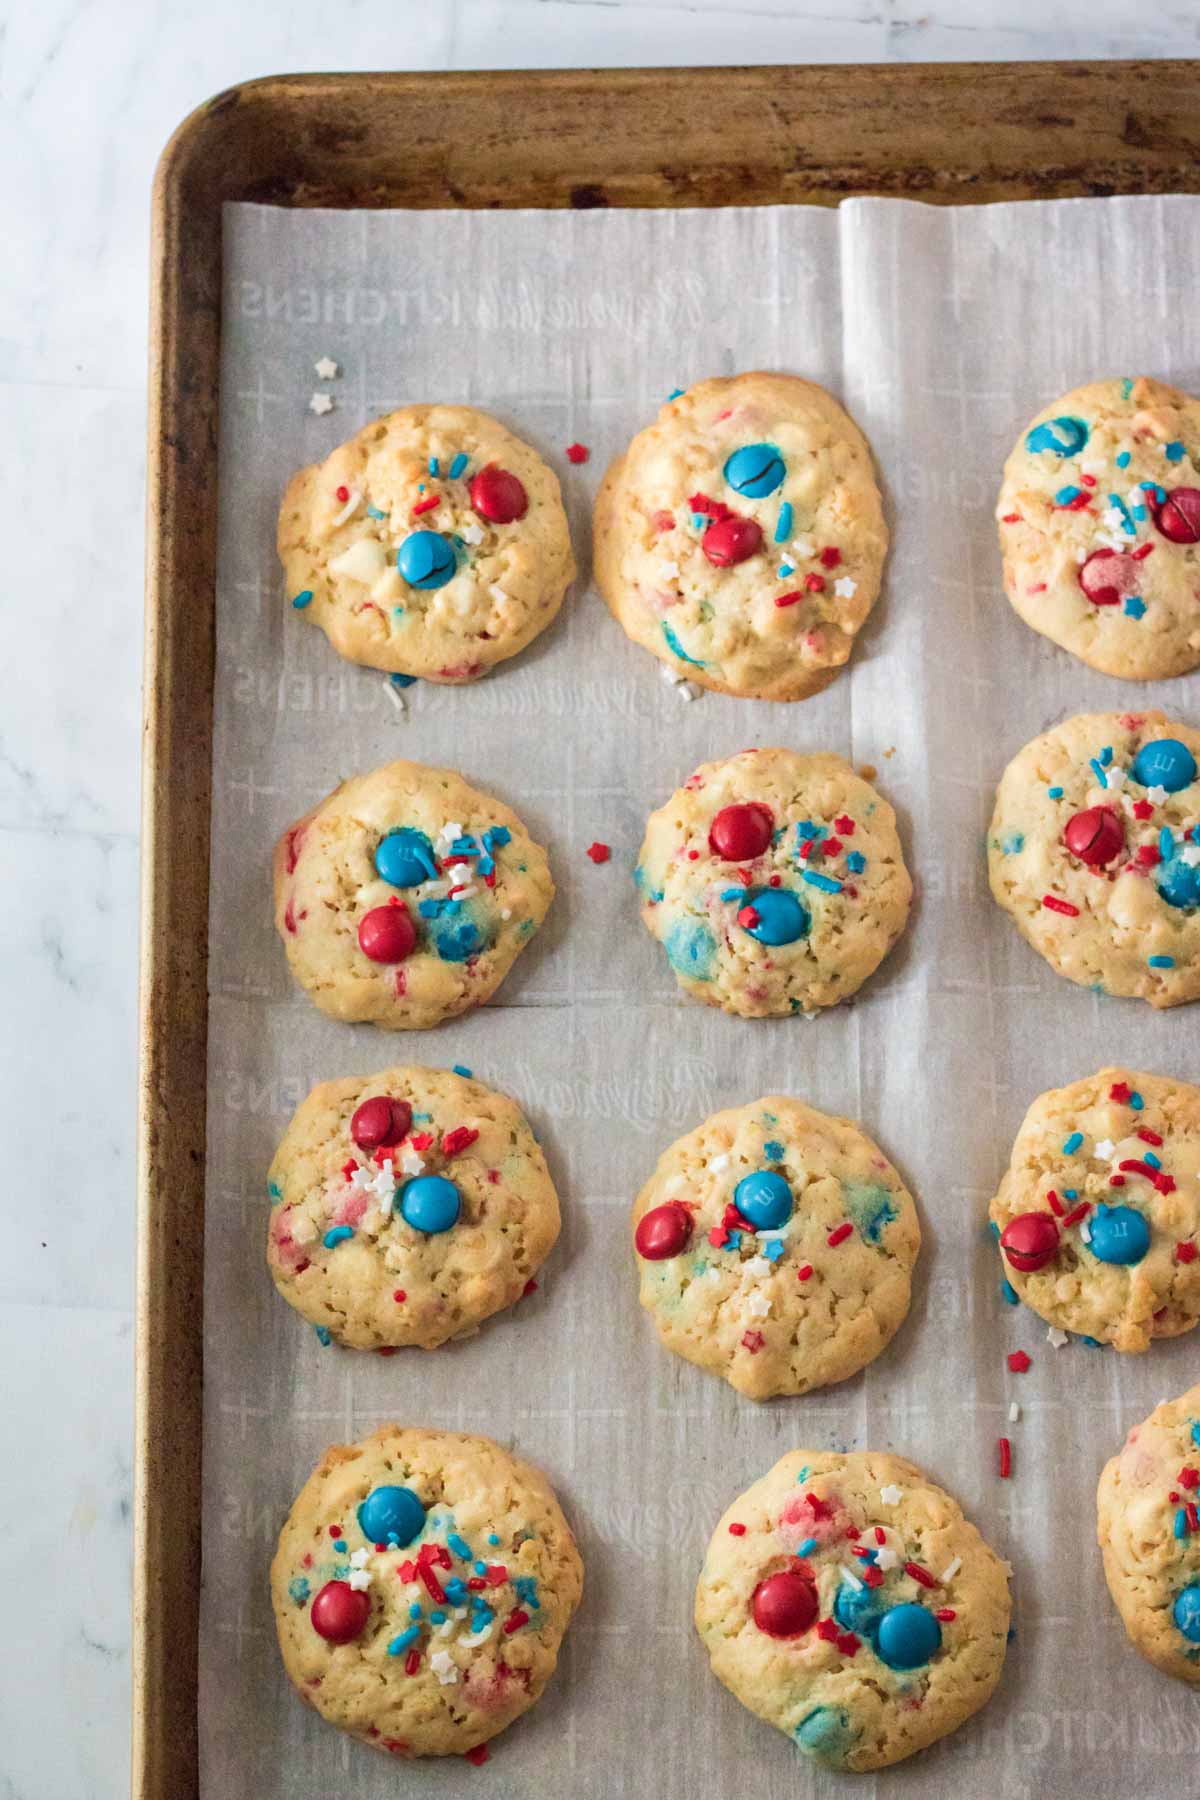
1177,1242,1198,1264
741,1330,765,1353
1007,1350,1032,1373
804,572,826,592
465,1745,490,1766
1133,800,1154,820
586,841,611,863
565,443,589,464
819,546,842,568
834,815,855,835
1179,1467,1200,1490
1110,1082,1132,1102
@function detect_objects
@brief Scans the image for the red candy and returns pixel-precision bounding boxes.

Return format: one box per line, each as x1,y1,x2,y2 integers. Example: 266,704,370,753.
702,515,763,568
350,1095,412,1151
310,1580,370,1644
469,464,529,524
708,802,774,861
1063,805,1124,867
1078,548,1139,607
751,1569,819,1638
1154,487,1200,545
1000,1211,1060,1273
358,904,416,964
635,1201,693,1261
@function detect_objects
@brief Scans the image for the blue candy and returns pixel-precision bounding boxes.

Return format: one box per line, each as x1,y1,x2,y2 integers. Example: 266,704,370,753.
795,1706,855,1763
723,442,786,498
397,529,456,589
357,1483,426,1547
1131,738,1197,794
400,1175,461,1234
734,1169,793,1230
1088,1203,1150,1266
375,827,438,888
875,1602,942,1670
1174,1584,1200,1643
1026,416,1089,458
833,1583,886,1638
740,887,810,946
1158,857,1200,910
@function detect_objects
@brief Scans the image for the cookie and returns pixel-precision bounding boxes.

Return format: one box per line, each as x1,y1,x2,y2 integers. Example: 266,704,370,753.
988,709,1200,1006
267,1066,559,1349
636,747,911,1016
271,1426,583,1759
273,759,554,1030
632,1096,919,1399
1098,1384,1200,1682
997,377,1200,680
279,405,575,682
594,373,887,700
695,1449,1011,1770
990,1068,1200,1352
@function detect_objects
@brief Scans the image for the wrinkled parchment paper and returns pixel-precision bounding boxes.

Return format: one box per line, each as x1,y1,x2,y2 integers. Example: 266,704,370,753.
201,197,1200,1798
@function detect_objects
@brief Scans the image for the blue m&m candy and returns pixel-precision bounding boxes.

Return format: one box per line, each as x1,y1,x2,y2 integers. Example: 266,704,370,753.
357,1483,426,1547
734,1169,793,1230
398,529,456,589
723,442,786,499
1088,1203,1150,1266
1131,738,1197,794
1173,1583,1200,1643
875,1602,942,1670
741,888,810,946
1025,416,1089,458
375,827,438,888
1157,856,1200,910
833,1582,886,1638
400,1175,461,1234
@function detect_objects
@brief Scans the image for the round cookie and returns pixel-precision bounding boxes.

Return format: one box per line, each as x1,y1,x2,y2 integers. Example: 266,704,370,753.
1098,1384,1200,1682
632,1096,919,1399
997,377,1200,680
636,747,911,1016
695,1449,1011,1770
273,759,554,1029
990,1068,1200,1352
594,373,888,700
271,1426,583,1758
279,405,575,682
988,709,1200,1006
267,1066,559,1349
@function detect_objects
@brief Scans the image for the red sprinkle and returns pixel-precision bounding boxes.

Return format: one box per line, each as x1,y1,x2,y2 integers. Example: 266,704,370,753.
774,590,804,608
1060,1201,1092,1229
1132,542,1155,560
815,1617,839,1642
1110,1082,1132,1103
1001,512,1021,523
904,1561,937,1589
1042,894,1080,917
1109,1176,1126,1188
441,1126,479,1158
1137,1127,1164,1146
465,1745,490,1766
862,1565,884,1588
999,1437,1012,1479
412,493,440,516
796,1264,814,1282
874,1527,887,1546
804,572,826,592
328,1525,343,1538
1046,1190,1065,1217
819,546,842,568
586,841,611,863
728,1522,747,1536
741,1330,765,1353
836,1632,860,1657
1118,1158,1176,1194
1177,1242,1198,1264
411,1132,434,1152
521,1278,538,1297
827,1221,853,1248
1179,1467,1200,1490
737,904,762,929
804,1493,833,1521
1136,844,1161,868
1133,799,1154,820
935,1608,957,1623
834,815,855,835
503,1609,531,1635
1007,1350,1031,1373
405,1649,421,1676
1188,1504,1200,1535
565,443,589,464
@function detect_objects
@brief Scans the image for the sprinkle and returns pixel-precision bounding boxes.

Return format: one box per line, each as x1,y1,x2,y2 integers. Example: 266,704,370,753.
1043,895,1080,918
1166,441,1187,463
1045,1190,1065,1217
1047,1326,1069,1348
314,356,339,380
1007,1350,1031,1373
803,870,843,894
308,392,334,416
1124,596,1146,619
322,1225,353,1248
774,589,804,608
879,1484,904,1507
388,1625,421,1655
503,1609,531,1635
565,443,589,464
412,494,440,517
827,1221,853,1247
1008,1401,1020,1423
586,841,611,864
1001,1279,1019,1305
796,1263,814,1282
1062,1132,1084,1155
1059,1201,1091,1229
833,576,858,599
796,1536,817,1558
774,502,794,542
314,1324,331,1345
998,1438,1012,1479
1149,954,1175,969
1177,1242,1197,1264
292,590,314,609
935,1608,957,1623
728,1522,746,1536
905,1561,937,1589
465,1745,490,1766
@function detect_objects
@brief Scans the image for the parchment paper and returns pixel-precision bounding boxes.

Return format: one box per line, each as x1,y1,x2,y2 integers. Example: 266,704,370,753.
202,196,1200,1799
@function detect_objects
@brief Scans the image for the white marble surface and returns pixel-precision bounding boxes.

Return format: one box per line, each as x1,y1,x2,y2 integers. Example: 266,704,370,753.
0,3,1188,1795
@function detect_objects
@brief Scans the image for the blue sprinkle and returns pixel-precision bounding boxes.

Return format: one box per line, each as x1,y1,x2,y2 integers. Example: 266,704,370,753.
449,452,469,479
323,1226,353,1248
1116,450,1132,469
430,1608,447,1624
1001,1279,1019,1306
1048,786,1064,799
513,1576,540,1609
1063,1132,1084,1155
388,1625,421,1655
1080,1335,1105,1348
796,1467,810,1483
778,562,794,578
1160,828,1176,862
1089,758,1108,787
332,1538,347,1553
1176,1509,1190,1540
268,1180,282,1199
764,1140,785,1162
428,456,440,476
448,1532,472,1559
409,1603,423,1620
691,513,706,530
1124,596,1146,619
390,672,417,689
367,503,386,520
291,590,314,609
1130,1092,1144,1111
443,1578,467,1604
1063,1189,1078,1201
487,1533,501,1546
474,1561,487,1576
483,824,511,851
288,1575,311,1604
762,1238,786,1263
796,822,823,841
662,621,705,667
1149,955,1175,969
452,1064,473,1078
802,870,842,894
988,1220,1000,1241
667,387,685,400
720,886,745,902
1192,1422,1200,1449
1100,746,1114,766
847,850,866,873
775,502,794,543
796,1537,818,1559
1054,485,1082,505
1140,481,1167,505
1166,441,1187,463
1107,493,1137,536
1121,379,1134,399
727,1232,742,1251
314,1324,331,1346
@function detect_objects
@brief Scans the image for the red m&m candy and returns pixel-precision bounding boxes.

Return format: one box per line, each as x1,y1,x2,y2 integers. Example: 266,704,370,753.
709,802,774,861
1078,549,1138,608
751,1569,819,1638
310,1580,370,1644
350,1095,413,1151
1154,487,1200,545
358,904,416,964
634,1201,693,1261
1063,806,1124,867
469,465,528,524
702,515,763,568
1000,1211,1060,1273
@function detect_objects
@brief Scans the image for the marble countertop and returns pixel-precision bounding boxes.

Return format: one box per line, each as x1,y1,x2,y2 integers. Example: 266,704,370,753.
1,3,1186,1793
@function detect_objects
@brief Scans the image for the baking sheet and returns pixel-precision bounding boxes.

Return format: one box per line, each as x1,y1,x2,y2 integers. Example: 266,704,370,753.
203,196,1200,1798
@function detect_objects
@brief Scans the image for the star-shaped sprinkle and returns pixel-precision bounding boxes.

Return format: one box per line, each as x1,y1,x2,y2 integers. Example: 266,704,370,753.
347,1548,372,1591
1147,785,1169,806
879,1484,903,1507
308,392,334,416
833,576,858,599
1094,1139,1115,1161
746,1289,771,1318
874,1546,899,1571
1047,1326,1069,1348
430,1649,459,1685
314,356,339,380
460,522,484,546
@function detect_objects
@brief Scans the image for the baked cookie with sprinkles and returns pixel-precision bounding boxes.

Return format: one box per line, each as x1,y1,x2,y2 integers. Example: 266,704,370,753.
632,1096,919,1400
1098,1383,1200,1682
594,373,888,700
636,748,911,1017
271,1426,583,1760
988,710,1200,1006
273,759,553,1029
990,1068,1200,1352
279,405,575,682
267,1066,559,1349
695,1450,1010,1769
997,377,1200,680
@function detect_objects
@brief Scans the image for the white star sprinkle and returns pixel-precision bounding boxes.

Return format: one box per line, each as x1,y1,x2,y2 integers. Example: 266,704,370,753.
308,392,334,416
833,575,858,599
430,1649,459,1685
1104,767,1127,791
1047,1325,1069,1348
874,1546,899,1571
743,1256,771,1280
314,356,339,380
398,1144,425,1179
879,1484,903,1507
1183,845,1200,868
1147,785,1169,805
460,522,484,546
1094,1139,1115,1161
746,1290,771,1318
347,1548,372,1591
